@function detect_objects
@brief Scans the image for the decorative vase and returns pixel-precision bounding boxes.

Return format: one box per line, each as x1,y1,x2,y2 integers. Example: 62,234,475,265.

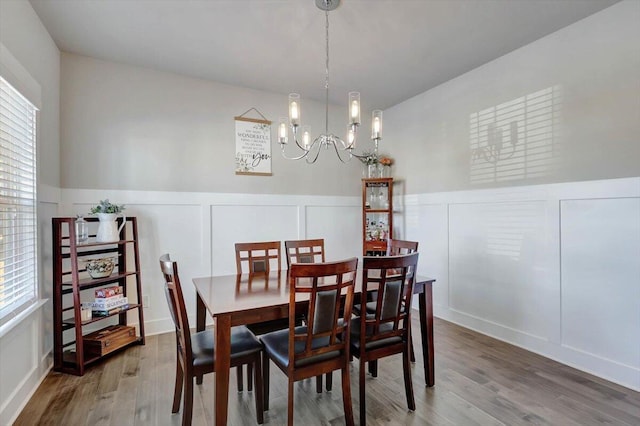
96,213,126,243
367,163,383,178
75,215,89,245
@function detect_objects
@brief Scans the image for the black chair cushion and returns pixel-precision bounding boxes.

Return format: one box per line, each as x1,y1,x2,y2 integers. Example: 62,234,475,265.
191,325,262,367
349,317,403,352
352,301,377,316
260,326,340,369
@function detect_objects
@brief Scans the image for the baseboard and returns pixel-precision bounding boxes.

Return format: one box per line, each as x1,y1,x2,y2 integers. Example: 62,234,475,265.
1,352,52,425
434,307,640,391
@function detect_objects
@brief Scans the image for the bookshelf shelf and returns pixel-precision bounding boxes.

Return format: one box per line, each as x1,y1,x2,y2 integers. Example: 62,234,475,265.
52,216,146,376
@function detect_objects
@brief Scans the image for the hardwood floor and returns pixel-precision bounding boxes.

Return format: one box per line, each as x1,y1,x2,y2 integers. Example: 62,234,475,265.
15,318,640,425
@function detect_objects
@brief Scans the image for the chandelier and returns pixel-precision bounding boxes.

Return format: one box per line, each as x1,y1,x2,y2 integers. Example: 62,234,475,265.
278,0,383,164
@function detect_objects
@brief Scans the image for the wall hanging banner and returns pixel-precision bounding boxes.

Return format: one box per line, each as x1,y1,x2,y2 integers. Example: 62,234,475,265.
234,108,272,176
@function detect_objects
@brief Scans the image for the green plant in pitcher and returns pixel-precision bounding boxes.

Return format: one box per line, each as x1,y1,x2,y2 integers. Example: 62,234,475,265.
89,199,125,214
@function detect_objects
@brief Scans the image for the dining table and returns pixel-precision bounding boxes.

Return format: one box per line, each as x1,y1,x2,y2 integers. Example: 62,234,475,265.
193,269,436,425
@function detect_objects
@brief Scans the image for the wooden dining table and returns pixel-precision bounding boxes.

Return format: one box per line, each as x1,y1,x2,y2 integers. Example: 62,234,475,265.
193,270,436,425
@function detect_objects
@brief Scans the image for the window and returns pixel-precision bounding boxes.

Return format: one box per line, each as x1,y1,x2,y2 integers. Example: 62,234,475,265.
0,75,38,327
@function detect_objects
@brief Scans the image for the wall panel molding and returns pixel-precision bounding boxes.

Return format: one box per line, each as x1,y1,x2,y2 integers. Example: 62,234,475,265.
405,177,640,390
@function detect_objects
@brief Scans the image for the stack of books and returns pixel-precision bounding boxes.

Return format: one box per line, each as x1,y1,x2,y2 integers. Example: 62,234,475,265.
91,286,128,316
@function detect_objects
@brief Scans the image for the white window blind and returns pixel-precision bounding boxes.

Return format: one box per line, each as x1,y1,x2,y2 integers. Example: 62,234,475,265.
0,75,38,326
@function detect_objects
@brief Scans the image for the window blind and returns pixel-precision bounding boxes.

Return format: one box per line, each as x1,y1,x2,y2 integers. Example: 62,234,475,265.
0,76,38,326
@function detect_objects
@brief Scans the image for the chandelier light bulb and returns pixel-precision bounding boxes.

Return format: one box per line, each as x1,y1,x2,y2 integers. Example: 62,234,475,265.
349,92,361,125
289,93,300,126
302,126,311,149
278,118,288,144
372,110,383,140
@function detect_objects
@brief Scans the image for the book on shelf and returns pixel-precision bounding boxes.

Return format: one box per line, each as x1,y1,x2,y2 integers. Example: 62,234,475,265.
95,286,122,298
94,294,124,303
90,296,128,311
91,305,130,317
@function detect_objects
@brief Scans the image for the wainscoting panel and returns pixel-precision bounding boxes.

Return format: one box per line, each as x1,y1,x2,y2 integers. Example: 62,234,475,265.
405,202,450,310
560,197,640,371
305,205,361,261
448,200,555,341
211,204,299,275
406,177,640,390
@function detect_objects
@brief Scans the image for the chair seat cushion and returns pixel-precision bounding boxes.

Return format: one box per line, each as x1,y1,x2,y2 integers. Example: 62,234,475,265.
260,326,340,369
349,317,403,352
191,325,262,367
353,301,377,316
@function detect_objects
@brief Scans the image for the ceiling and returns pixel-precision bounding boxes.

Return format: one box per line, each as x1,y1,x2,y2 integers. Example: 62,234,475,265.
29,0,619,110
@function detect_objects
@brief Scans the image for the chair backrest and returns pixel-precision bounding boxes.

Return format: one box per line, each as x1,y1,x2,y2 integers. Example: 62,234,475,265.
159,253,192,363
284,239,325,268
288,258,358,369
361,252,419,346
386,239,419,256
235,241,281,274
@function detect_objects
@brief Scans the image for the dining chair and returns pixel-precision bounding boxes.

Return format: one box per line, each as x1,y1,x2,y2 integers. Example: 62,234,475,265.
284,238,325,266
386,239,419,362
235,240,281,274
261,258,358,426
386,238,419,256
284,238,332,392
358,238,419,367
234,241,288,389
159,254,264,425
350,252,419,426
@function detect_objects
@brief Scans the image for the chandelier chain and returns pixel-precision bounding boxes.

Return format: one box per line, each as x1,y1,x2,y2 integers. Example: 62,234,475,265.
325,8,330,135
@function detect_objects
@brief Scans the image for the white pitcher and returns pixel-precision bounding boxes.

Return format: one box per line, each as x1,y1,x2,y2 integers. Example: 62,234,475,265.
96,213,126,243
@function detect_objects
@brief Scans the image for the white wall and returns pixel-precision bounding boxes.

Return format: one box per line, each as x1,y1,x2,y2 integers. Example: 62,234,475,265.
0,0,60,423
389,1,640,391
60,53,373,196
386,1,640,194
406,177,640,390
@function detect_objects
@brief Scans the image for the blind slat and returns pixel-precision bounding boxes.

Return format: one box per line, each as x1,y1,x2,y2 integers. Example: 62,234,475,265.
0,75,38,322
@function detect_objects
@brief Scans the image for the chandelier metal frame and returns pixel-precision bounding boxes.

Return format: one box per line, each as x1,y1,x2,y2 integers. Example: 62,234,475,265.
278,0,382,164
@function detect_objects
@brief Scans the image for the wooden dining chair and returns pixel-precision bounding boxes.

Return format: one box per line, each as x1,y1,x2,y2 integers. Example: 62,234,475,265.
386,238,419,256
358,238,419,366
350,252,419,426
235,240,281,275
284,238,332,392
234,241,287,389
159,254,264,425
261,258,358,426
284,238,325,266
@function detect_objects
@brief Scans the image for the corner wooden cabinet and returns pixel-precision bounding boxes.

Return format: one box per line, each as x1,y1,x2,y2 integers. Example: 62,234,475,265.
52,216,145,375
362,178,393,255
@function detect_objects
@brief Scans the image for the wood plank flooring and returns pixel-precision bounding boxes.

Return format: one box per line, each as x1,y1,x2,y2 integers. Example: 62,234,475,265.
15,318,640,425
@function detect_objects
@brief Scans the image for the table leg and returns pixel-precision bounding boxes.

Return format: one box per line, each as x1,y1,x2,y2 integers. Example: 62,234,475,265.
418,282,435,387
196,293,206,332
195,293,207,384
215,314,232,425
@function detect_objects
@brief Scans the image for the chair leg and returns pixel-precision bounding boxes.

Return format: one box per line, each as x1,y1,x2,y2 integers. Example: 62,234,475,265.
403,345,416,411
237,365,244,392
247,363,254,392
316,375,323,393
195,373,203,385
287,378,295,426
182,376,194,426
172,361,184,413
368,360,378,377
409,334,416,363
326,372,332,391
253,357,264,424
262,351,270,411
341,366,355,426
359,358,367,426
